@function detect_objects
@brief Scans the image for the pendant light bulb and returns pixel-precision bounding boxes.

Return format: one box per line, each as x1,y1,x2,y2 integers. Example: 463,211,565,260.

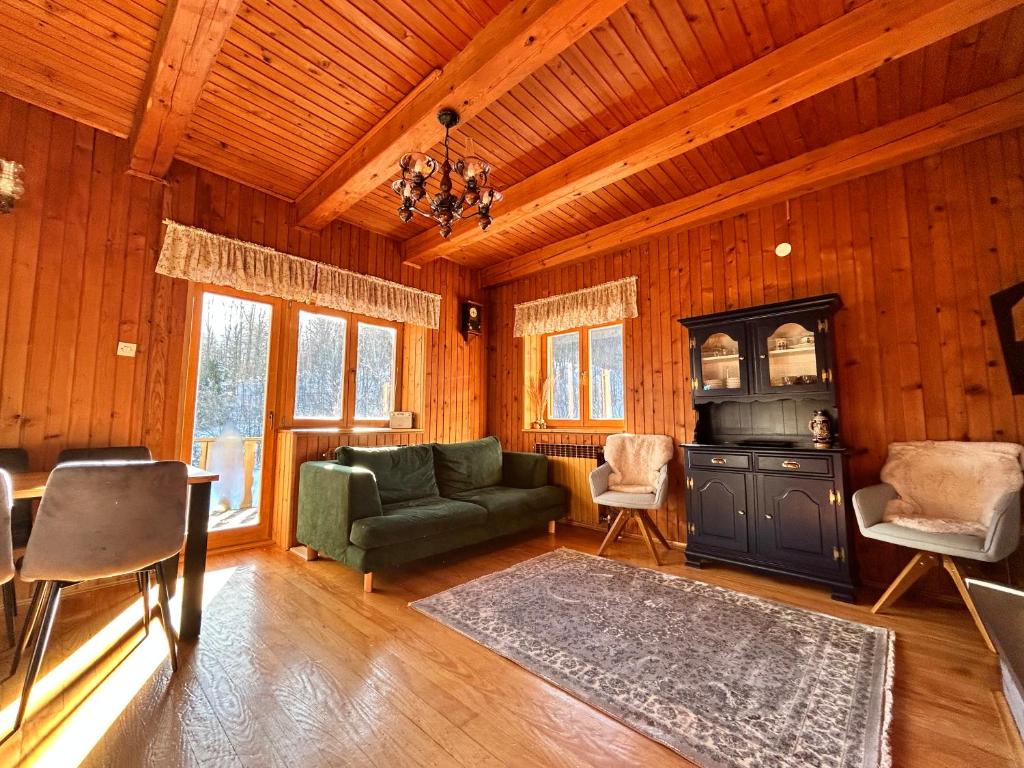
775,199,792,257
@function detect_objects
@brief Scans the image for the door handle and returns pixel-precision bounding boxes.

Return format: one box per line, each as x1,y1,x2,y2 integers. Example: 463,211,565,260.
781,460,800,469
764,514,773,520
737,509,746,516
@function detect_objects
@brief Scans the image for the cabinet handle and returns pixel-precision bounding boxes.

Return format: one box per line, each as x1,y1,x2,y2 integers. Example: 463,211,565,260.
759,354,766,359
764,514,773,520
781,460,801,469
737,509,746,516
710,457,727,465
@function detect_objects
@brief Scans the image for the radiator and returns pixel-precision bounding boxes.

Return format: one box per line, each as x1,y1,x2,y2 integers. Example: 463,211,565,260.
534,443,605,530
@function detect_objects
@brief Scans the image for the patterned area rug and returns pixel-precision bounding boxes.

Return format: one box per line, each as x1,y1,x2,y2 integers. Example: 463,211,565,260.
411,549,893,768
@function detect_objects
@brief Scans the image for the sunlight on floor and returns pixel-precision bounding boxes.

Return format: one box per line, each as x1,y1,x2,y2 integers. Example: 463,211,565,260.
2,567,236,768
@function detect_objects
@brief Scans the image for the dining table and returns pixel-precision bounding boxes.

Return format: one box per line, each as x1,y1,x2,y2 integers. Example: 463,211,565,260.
11,463,219,642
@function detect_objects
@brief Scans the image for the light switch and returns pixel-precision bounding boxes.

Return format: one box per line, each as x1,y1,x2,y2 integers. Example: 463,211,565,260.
116,341,137,358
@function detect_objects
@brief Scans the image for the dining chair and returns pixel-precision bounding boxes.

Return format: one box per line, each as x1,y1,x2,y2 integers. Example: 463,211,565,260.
56,445,153,464
0,470,16,647
9,461,188,732
0,448,32,548
56,445,155,596
590,433,675,564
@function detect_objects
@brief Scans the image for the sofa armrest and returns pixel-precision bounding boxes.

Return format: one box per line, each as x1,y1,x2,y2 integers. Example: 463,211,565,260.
852,483,897,531
984,491,1022,561
589,463,612,500
296,462,382,560
502,451,548,489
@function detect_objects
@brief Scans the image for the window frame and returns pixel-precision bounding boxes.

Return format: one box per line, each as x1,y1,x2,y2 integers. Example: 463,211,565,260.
540,321,626,430
283,304,404,429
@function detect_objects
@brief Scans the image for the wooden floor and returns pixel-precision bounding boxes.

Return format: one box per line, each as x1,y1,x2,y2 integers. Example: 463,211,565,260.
0,526,1020,768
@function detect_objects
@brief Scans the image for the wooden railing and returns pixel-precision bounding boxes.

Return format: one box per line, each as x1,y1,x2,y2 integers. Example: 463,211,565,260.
193,436,262,509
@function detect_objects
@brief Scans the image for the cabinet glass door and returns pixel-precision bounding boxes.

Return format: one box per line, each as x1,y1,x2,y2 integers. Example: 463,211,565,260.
694,323,747,396
753,314,828,394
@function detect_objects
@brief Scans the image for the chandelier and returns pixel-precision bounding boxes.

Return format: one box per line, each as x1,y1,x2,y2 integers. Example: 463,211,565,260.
392,108,501,239
0,159,25,214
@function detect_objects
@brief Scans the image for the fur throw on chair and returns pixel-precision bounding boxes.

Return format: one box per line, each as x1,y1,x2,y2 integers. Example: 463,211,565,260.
604,434,674,493
880,441,1024,536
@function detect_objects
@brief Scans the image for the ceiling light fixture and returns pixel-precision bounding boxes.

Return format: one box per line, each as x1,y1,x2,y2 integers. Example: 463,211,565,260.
0,159,25,214
392,108,502,239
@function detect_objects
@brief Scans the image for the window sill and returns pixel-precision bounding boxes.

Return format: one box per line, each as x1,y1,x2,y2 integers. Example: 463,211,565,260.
280,427,424,435
523,427,623,435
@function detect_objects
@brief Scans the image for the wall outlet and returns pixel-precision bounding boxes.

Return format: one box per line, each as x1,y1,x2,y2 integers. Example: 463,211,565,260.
116,341,137,358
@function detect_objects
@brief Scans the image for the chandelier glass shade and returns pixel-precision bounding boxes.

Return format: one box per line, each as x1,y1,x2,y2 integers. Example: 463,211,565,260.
392,108,502,239
0,159,25,214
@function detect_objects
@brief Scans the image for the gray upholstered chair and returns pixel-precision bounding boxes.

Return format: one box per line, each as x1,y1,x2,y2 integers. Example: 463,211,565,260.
0,470,16,647
9,461,188,732
853,441,1024,653
56,445,156,596
590,433,674,564
0,448,32,547
56,445,153,464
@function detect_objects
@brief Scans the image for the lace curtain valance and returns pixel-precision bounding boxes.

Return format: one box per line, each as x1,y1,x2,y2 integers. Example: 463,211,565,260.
156,221,441,328
513,276,638,337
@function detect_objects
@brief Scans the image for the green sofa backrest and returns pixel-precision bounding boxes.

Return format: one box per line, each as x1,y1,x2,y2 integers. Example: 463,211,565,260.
336,444,439,505
432,436,503,496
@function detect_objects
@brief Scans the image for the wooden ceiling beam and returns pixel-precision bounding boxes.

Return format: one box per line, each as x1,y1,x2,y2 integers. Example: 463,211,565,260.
128,0,243,179
479,75,1024,286
295,0,632,230
406,0,1024,267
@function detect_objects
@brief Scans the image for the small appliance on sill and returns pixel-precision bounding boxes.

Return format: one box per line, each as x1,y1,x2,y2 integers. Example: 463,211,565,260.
389,411,414,430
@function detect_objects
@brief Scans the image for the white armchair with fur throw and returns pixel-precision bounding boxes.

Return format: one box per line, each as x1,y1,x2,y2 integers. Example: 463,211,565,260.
590,433,675,564
853,441,1024,652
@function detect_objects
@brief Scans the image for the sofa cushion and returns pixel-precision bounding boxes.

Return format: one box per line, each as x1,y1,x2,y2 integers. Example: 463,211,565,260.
451,485,566,523
336,444,438,505
432,436,503,496
349,497,487,550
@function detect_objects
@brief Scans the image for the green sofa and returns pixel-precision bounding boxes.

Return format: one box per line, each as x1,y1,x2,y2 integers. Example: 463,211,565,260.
296,436,567,591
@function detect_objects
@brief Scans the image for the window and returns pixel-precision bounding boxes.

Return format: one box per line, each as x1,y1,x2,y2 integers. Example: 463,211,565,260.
542,323,625,428
288,307,402,427
294,311,346,420
354,322,397,421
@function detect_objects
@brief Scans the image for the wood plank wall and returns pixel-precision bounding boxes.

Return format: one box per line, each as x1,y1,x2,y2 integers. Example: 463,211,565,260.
486,128,1024,588
0,93,486,473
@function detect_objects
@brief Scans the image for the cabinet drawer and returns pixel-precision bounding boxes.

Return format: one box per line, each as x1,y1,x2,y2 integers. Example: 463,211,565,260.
688,451,751,470
755,454,833,476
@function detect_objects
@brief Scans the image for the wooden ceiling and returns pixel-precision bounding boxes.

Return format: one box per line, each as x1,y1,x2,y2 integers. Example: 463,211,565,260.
2,0,1023,279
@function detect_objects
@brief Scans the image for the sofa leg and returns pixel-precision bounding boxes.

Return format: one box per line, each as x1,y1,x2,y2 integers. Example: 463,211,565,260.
290,545,319,562
548,520,556,534
363,573,373,593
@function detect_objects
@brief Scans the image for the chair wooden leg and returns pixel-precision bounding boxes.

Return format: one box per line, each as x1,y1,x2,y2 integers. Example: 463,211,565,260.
596,510,630,557
140,570,151,637
363,573,373,593
942,556,997,653
13,582,62,732
638,510,671,550
872,551,938,614
154,565,178,672
2,581,16,648
10,581,48,679
547,520,556,534
290,546,319,561
636,513,663,566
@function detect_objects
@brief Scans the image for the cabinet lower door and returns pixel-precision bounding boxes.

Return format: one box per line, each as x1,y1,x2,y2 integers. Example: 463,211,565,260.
688,469,750,552
755,475,840,574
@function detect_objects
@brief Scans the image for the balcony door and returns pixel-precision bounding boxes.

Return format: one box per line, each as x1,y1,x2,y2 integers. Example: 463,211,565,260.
180,286,282,548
